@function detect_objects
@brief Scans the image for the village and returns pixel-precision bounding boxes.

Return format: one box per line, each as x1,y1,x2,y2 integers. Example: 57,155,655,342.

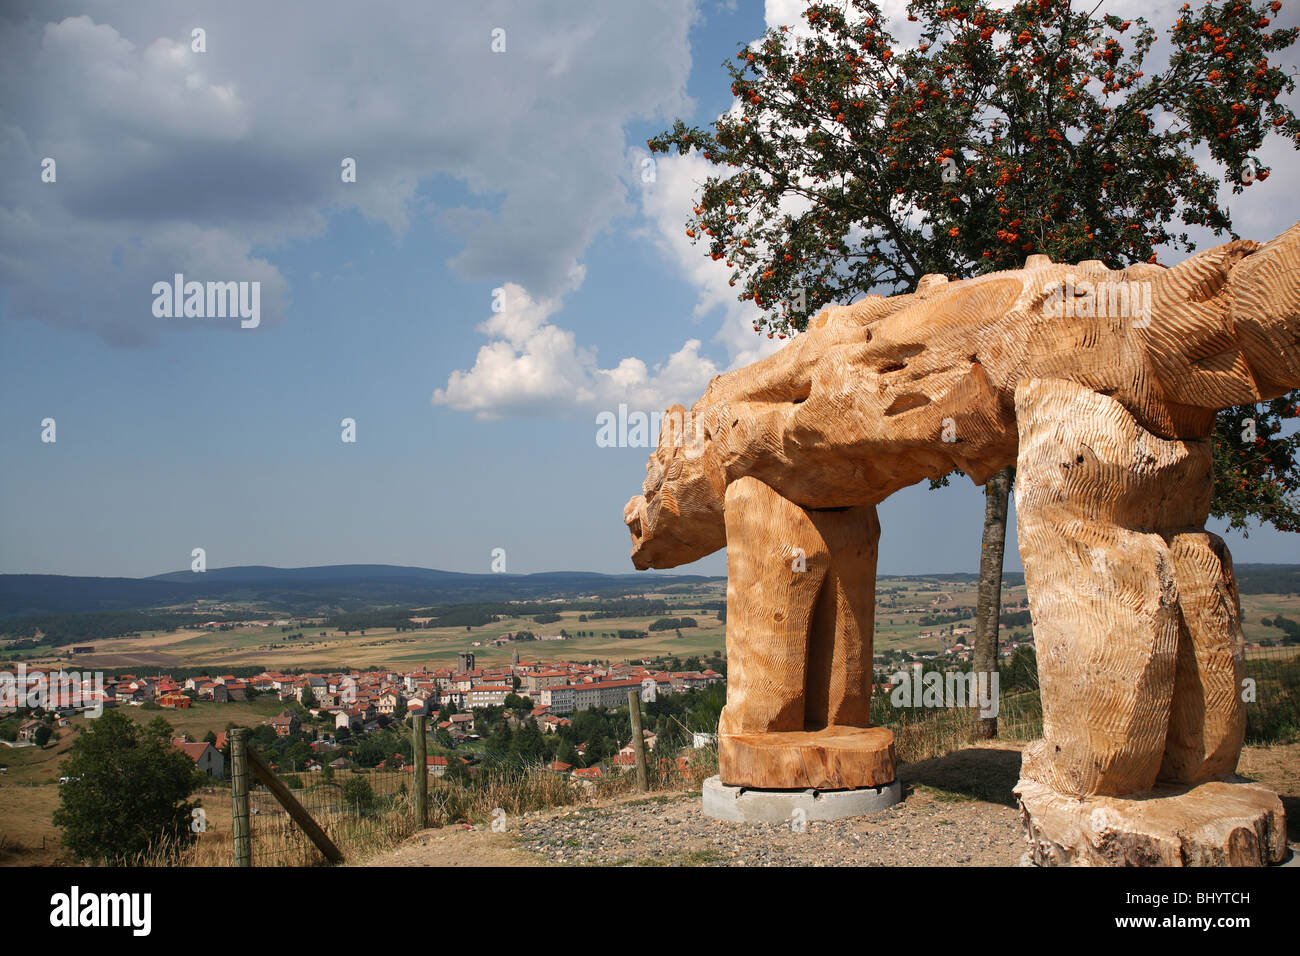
0,624,1051,793
3,650,727,785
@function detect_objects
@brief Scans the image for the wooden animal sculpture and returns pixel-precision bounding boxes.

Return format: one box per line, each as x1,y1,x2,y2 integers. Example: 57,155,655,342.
624,222,1300,864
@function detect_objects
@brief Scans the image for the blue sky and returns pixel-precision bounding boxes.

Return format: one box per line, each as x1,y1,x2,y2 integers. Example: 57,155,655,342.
1,0,1297,580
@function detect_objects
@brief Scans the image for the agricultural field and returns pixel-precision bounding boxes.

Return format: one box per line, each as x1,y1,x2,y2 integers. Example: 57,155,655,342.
8,576,1297,674
13,599,730,673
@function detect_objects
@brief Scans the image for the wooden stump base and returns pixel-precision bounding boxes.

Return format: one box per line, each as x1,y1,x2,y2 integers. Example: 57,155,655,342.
719,726,896,790
1015,776,1289,867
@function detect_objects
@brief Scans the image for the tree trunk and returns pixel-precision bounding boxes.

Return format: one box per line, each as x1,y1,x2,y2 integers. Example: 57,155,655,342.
972,467,1013,739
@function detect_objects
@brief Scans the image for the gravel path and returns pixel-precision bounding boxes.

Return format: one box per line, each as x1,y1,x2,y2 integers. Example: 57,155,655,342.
368,744,1032,867
365,742,1300,867
512,784,1025,866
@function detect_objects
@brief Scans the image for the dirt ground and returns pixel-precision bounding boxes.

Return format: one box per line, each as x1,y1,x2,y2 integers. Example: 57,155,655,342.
365,744,1028,868
362,742,1300,868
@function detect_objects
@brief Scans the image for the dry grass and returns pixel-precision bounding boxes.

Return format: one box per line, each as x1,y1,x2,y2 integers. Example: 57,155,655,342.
885,691,1043,766
0,832,45,864
0,782,67,865
132,749,719,867
420,748,718,832
134,791,421,867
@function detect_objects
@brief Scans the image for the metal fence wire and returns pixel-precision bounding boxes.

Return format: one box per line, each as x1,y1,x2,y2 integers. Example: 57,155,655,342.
217,702,712,867
245,768,413,867
208,647,1296,866
1243,642,1300,743
869,642,1300,764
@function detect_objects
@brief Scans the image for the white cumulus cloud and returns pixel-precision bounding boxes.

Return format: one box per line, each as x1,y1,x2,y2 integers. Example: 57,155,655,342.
432,282,722,419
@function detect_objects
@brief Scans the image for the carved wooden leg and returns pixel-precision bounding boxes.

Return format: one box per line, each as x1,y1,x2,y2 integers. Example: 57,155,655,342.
717,475,830,736
717,476,894,790
1160,532,1247,785
1014,378,1193,797
1012,378,1284,865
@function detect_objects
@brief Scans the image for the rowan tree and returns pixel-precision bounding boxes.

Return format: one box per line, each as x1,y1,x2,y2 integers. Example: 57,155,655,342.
1213,394,1300,533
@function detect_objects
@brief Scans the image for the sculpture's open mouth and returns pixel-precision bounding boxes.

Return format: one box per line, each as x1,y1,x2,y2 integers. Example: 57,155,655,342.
623,495,653,570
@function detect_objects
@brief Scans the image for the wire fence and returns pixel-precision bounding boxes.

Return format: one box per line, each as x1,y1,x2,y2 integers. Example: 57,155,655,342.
178,717,717,867
868,642,1300,765
174,646,1295,866
245,767,413,867
412,746,716,831
1243,642,1300,743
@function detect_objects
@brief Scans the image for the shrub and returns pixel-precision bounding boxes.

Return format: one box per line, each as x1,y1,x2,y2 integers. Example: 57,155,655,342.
52,710,199,863
341,777,377,815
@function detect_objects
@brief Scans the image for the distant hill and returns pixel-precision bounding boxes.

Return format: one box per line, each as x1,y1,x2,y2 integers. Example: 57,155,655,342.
1233,563,1300,595
1,561,1292,622
0,565,724,620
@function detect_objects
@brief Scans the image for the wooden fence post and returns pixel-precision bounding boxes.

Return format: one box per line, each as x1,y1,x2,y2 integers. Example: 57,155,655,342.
229,727,251,867
627,688,649,792
245,746,344,864
412,714,428,829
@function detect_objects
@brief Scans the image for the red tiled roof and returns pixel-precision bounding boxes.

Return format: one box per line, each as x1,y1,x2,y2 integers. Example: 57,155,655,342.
172,741,213,762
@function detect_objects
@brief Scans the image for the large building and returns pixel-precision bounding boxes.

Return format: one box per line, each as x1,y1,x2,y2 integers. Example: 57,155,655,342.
524,670,573,696
465,683,512,708
540,679,643,715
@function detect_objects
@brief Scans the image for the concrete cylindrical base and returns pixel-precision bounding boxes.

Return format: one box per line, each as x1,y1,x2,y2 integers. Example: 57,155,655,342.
701,774,902,824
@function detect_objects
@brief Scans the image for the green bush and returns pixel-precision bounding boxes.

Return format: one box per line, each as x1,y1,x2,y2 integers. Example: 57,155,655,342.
341,777,377,815
52,710,199,863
